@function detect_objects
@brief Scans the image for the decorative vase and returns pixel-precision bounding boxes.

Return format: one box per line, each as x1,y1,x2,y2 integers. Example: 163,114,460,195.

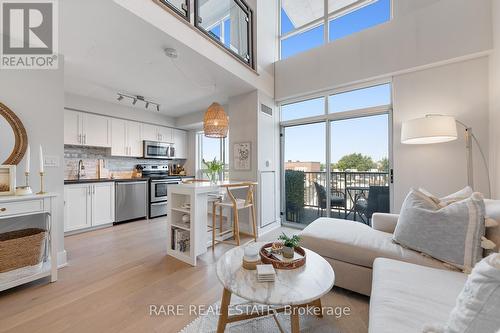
282,246,294,259
207,172,219,184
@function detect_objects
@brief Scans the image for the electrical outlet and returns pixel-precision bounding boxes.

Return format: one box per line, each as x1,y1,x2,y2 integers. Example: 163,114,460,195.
44,155,60,168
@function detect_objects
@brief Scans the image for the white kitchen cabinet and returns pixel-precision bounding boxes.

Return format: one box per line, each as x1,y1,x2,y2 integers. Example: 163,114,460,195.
64,110,110,147
142,123,159,142
111,118,127,156
173,129,187,159
83,114,111,147
64,110,81,145
64,184,91,232
158,126,173,143
64,182,115,232
92,182,115,226
111,119,142,157
127,121,143,157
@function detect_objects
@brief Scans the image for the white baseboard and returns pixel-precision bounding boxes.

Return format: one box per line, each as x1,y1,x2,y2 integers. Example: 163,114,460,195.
57,250,67,268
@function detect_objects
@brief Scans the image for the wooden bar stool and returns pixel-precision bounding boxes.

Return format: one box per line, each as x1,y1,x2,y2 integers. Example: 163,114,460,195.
212,182,258,250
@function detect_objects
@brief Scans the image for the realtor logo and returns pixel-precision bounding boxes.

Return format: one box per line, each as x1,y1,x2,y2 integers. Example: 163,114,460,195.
0,0,58,69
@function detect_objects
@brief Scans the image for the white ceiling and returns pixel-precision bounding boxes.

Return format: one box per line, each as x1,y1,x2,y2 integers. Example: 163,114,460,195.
62,0,254,117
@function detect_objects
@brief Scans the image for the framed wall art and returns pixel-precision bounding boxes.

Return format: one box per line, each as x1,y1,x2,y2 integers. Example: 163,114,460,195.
0,165,16,196
233,142,251,171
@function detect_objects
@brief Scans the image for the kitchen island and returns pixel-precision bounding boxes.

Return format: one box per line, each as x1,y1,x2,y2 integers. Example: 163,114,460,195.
167,181,256,266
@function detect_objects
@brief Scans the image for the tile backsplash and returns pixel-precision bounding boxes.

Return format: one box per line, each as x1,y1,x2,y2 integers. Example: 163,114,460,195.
64,146,185,180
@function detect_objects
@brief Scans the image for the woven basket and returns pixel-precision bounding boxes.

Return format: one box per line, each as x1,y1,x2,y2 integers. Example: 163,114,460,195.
0,228,46,273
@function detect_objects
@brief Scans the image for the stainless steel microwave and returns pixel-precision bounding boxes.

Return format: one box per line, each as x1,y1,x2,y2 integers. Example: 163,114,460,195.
143,141,175,159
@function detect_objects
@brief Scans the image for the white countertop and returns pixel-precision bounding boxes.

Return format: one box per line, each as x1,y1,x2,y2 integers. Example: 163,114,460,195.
0,193,58,203
170,181,256,193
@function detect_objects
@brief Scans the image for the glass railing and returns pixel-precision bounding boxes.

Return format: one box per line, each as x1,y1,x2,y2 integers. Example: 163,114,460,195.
158,0,189,21
194,0,253,67
156,0,254,68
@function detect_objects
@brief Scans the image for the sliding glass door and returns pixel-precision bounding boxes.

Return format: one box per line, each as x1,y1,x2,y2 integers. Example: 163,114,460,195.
281,83,392,228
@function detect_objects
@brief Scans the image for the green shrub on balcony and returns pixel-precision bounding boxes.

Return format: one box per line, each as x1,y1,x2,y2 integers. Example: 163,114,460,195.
285,170,305,223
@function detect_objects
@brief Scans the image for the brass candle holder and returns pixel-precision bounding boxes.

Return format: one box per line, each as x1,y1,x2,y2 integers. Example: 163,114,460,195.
37,172,46,195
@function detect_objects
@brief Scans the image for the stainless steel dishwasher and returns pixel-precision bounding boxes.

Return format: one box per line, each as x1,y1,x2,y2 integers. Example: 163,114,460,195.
115,181,148,223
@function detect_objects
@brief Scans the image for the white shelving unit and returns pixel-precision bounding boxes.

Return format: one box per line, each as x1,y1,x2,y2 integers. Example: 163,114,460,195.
0,194,58,292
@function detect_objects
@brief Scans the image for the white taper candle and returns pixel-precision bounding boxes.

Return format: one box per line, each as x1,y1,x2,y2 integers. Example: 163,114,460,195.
25,145,30,173
39,145,44,173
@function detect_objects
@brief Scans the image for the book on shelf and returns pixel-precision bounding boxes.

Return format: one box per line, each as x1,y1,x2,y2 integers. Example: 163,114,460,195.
171,227,190,253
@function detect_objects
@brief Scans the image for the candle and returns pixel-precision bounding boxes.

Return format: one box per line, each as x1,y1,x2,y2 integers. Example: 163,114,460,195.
25,145,30,173
39,145,44,173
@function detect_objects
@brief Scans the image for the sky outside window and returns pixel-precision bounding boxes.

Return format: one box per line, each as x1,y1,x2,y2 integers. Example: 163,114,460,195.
329,0,391,41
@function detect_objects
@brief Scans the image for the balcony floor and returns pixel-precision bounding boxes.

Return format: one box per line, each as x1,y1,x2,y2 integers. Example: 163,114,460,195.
284,206,368,229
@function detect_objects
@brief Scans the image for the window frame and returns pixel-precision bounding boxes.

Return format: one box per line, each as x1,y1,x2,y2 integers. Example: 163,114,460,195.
194,0,254,68
196,132,229,180
279,0,392,60
156,0,190,22
279,79,394,227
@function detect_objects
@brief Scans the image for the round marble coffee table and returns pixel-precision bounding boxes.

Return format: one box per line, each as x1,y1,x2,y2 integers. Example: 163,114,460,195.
216,242,335,333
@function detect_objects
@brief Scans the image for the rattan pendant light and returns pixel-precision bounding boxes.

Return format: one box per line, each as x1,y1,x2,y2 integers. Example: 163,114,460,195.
203,102,228,138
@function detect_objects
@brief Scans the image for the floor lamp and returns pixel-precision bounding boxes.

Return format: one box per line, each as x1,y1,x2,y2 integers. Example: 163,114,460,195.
401,114,491,197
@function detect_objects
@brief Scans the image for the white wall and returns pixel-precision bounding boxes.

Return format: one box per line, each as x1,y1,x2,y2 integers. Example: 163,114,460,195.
275,0,492,100
393,57,490,210
490,0,500,199
0,59,66,265
65,93,175,126
228,91,259,181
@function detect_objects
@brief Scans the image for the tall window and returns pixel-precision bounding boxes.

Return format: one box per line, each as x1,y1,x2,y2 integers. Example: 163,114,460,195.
158,0,189,21
196,132,229,179
281,82,392,227
280,0,391,60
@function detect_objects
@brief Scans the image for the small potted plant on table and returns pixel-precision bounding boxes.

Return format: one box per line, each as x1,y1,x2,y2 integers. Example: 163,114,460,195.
278,233,301,259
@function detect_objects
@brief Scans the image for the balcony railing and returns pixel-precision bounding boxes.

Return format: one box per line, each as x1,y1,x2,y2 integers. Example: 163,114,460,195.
285,171,390,225
156,0,254,69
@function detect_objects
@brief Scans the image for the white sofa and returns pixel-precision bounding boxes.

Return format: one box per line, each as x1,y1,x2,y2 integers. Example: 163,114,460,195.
369,258,466,333
300,199,500,296
299,199,500,332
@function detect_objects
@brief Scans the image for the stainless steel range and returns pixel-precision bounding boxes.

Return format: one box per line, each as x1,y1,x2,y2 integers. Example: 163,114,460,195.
137,164,182,219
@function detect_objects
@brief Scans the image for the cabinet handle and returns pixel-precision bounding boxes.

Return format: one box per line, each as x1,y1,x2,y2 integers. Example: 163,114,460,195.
78,134,82,144
84,134,87,144
0,208,6,212
93,186,96,194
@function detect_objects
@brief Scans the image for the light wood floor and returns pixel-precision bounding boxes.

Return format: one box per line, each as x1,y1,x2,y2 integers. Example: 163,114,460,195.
0,218,369,333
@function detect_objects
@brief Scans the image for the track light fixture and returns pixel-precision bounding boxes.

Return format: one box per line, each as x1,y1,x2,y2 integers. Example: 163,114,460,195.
116,93,160,112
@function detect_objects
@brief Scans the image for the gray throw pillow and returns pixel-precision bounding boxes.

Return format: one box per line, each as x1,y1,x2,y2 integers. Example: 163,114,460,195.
393,189,485,271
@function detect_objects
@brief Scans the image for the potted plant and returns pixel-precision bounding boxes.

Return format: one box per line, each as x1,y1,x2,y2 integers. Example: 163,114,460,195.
278,233,301,259
202,158,224,183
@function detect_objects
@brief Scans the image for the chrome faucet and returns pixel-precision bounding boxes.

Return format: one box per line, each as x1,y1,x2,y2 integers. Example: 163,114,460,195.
77,160,86,180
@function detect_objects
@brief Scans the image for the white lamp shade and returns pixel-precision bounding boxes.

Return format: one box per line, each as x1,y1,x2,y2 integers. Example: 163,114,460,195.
401,115,458,144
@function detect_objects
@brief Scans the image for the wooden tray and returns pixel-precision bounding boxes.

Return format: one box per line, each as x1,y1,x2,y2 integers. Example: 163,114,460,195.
259,243,306,270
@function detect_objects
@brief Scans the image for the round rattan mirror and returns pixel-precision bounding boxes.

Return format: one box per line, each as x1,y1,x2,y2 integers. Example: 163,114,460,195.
0,102,27,165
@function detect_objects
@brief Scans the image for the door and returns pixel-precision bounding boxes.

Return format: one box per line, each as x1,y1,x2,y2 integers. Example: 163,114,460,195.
127,121,143,157
92,182,115,226
111,118,127,156
158,126,173,143
64,110,81,145
173,129,187,159
282,122,326,226
142,123,159,142
64,184,91,232
83,114,111,147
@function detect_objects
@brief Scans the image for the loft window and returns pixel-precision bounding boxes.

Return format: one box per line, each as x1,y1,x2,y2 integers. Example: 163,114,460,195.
280,0,392,60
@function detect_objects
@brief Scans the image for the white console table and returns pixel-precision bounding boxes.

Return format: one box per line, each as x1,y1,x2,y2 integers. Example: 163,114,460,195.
0,193,58,292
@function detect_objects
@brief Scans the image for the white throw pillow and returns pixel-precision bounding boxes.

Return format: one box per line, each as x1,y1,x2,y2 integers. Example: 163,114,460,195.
444,253,500,333
394,189,485,271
